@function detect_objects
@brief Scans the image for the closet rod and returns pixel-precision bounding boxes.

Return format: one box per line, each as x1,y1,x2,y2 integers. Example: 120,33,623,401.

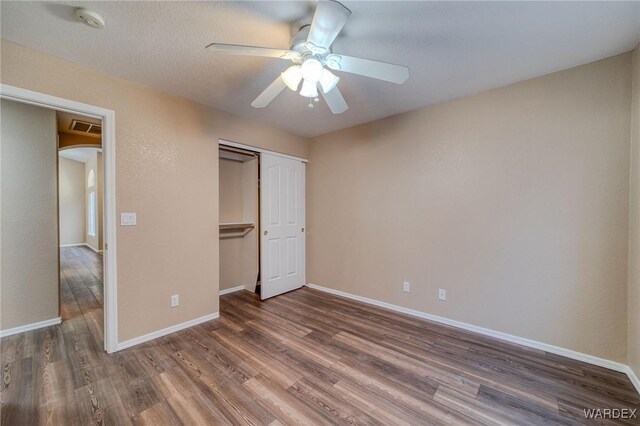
219,146,258,157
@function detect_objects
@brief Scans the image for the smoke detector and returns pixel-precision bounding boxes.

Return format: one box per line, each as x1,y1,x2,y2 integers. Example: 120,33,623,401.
75,8,105,29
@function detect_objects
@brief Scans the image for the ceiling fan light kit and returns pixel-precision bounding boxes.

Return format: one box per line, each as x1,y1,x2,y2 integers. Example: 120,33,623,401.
319,69,339,93
301,58,324,82
281,66,303,91
206,0,409,114
300,79,319,98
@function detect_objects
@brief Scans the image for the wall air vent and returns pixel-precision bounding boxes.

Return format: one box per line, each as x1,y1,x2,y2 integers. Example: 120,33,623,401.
70,119,102,135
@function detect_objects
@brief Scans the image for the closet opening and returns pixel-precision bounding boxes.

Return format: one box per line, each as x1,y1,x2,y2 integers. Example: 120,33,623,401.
219,140,306,300
219,145,262,296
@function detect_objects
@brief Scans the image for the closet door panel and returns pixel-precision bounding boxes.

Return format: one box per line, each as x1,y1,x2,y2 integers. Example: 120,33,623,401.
267,165,281,226
286,236,297,276
261,153,304,300
266,238,281,280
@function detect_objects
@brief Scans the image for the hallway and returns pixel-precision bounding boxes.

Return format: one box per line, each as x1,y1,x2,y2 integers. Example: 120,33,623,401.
0,246,106,425
60,246,104,348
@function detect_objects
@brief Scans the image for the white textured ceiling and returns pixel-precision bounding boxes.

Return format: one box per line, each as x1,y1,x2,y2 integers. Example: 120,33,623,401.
59,147,100,163
2,1,639,137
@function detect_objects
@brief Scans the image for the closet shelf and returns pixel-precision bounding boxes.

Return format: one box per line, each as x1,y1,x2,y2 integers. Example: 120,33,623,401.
219,222,255,231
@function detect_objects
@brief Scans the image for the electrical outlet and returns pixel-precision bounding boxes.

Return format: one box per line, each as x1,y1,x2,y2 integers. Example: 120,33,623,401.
403,281,411,293
438,289,446,301
171,294,179,308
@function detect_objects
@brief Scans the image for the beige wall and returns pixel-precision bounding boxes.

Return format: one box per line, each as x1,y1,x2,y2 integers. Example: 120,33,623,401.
85,151,103,251
0,40,309,341
58,156,86,245
629,44,640,377
308,53,632,362
219,158,244,290
1,99,59,330
219,159,244,222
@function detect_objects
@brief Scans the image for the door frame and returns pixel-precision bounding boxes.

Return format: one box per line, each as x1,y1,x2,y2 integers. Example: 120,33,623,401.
1,84,119,353
219,139,308,164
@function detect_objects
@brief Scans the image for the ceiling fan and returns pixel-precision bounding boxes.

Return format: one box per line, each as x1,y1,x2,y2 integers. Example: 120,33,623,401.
205,0,409,114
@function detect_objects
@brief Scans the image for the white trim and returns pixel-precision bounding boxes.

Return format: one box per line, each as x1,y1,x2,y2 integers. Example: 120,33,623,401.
306,283,639,386
84,243,103,254
60,243,103,253
117,312,219,351
0,317,61,338
219,285,246,296
1,84,118,354
625,367,640,395
301,163,306,287
219,139,308,163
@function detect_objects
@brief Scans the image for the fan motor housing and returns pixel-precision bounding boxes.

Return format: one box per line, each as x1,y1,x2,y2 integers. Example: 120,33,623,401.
290,25,310,51
290,25,331,60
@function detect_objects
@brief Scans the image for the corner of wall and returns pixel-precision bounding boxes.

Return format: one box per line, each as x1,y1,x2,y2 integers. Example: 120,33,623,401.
628,43,640,378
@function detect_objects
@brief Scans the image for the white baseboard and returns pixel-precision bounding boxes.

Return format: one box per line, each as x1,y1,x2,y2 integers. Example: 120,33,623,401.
219,285,246,296
306,283,640,394
84,243,103,253
0,317,61,338
116,312,219,351
60,243,103,253
624,366,640,395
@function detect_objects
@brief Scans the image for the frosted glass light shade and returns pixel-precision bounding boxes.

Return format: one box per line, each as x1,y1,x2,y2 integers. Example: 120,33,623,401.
281,66,303,91
301,59,324,83
300,79,318,98
319,69,339,93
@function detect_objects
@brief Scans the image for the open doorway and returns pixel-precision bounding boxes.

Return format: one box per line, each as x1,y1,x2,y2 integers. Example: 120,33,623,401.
58,112,104,348
0,85,117,352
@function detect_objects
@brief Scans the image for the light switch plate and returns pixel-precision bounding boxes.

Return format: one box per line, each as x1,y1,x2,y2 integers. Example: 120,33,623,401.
171,295,179,308
120,213,136,226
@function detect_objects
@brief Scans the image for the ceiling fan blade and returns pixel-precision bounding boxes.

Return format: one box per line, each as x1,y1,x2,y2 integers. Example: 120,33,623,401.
327,54,409,84
251,77,287,108
307,0,351,49
206,43,299,60
321,87,348,114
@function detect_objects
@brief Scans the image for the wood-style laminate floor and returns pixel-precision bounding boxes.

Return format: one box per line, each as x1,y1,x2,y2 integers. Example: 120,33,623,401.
2,246,639,425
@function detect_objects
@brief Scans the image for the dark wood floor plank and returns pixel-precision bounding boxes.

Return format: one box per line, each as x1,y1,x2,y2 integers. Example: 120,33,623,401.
332,377,452,426
335,330,480,397
212,328,303,389
334,358,477,425
242,374,331,425
475,384,586,426
287,378,385,426
171,349,276,426
131,401,182,425
150,368,231,425
1,247,639,425
433,385,520,426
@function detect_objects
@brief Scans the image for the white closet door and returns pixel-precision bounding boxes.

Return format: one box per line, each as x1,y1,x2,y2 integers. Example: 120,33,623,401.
260,153,305,300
